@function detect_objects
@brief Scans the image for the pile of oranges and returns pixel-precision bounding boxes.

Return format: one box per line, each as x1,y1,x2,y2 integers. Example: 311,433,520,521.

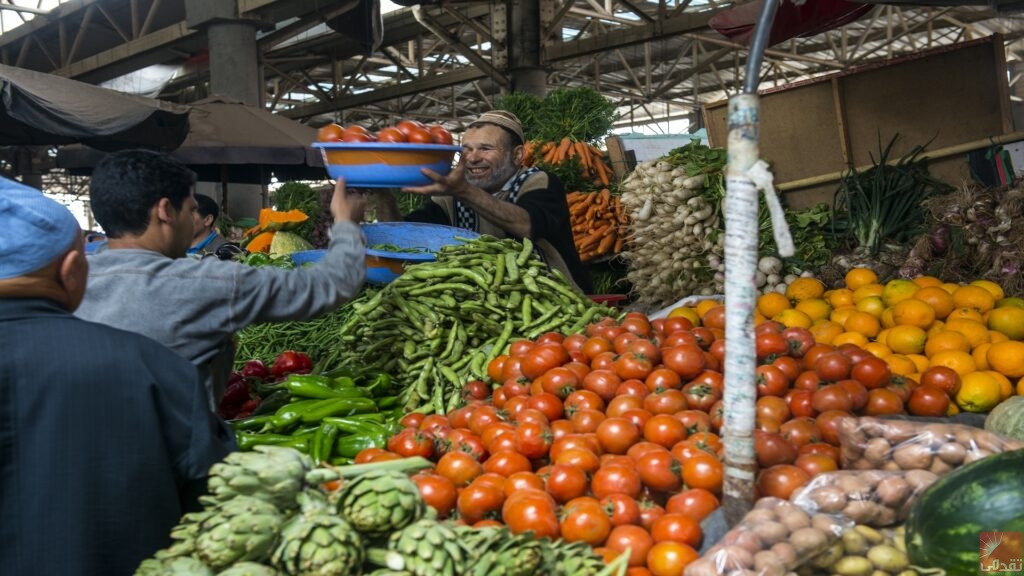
722,269,1024,414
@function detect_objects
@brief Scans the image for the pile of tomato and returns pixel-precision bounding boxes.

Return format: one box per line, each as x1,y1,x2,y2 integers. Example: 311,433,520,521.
353,308,961,575
316,119,454,145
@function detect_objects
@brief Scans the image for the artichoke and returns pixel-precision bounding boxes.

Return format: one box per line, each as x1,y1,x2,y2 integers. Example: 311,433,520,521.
216,561,282,576
195,495,284,570
456,525,544,576
203,445,313,511
134,555,216,576
336,470,425,539
270,490,366,575
542,539,609,576
151,510,213,560
370,518,467,576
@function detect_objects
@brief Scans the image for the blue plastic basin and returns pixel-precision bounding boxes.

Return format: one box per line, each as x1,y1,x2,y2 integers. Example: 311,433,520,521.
312,142,461,188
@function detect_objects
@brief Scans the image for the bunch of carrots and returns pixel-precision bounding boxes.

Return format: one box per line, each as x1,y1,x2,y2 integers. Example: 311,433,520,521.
524,137,614,187
568,188,628,262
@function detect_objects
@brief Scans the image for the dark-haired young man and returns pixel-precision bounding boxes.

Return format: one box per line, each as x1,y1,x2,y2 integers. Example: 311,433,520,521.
373,110,592,293
187,193,231,257
76,149,368,407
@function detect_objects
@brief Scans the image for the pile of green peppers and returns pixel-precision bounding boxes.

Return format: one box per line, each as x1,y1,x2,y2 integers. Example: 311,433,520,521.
229,369,402,465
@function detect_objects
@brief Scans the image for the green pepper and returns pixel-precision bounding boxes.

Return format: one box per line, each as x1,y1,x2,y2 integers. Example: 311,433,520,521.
235,431,300,451
322,416,388,435
251,389,292,416
267,398,322,432
375,395,400,410
299,397,378,423
334,433,385,459
277,432,315,453
313,423,339,464
244,252,272,267
283,374,369,399
228,414,276,432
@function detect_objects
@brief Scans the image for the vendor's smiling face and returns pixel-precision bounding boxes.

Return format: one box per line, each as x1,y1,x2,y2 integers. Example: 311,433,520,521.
461,124,523,193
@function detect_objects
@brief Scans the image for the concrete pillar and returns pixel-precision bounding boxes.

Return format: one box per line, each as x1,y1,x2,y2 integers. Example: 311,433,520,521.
185,0,265,219
508,0,546,97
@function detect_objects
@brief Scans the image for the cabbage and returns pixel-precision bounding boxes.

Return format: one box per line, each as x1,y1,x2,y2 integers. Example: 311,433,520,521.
269,231,313,257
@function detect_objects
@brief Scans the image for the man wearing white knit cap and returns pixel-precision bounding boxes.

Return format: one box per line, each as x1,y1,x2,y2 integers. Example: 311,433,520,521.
0,177,234,575
374,109,593,293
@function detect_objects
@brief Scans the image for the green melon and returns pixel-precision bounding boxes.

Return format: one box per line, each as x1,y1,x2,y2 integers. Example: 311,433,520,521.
905,449,1024,575
269,231,313,257
985,396,1024,441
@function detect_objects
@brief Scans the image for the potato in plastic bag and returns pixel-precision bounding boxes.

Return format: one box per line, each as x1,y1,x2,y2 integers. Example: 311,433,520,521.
790,469,938,527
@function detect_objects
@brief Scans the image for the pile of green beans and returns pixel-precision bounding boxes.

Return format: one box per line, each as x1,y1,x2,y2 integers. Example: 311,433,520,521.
234,288,381,371
333,235,620,414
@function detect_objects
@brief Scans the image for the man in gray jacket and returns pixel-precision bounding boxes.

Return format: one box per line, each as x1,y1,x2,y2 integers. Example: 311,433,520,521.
76,150,367,407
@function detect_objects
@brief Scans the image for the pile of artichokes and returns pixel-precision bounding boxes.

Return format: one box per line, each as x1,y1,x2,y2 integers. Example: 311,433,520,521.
134,445,621,576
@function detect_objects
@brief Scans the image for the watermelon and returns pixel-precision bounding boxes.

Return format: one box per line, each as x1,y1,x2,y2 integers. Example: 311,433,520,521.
905,449,1024,575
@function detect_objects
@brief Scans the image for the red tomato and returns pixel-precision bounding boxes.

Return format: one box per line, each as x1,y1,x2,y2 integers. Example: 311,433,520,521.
646,542,700,576
394,119,427,136
815,351,853,382
502,490,560,539
503,471,545,497
662,345,707,380
583,369,622,402
436,451,483,487
851,356,893,389
406,126,434,144
545,463,589,503
376,126,406,142
316,122,345,142
636,449,682,492
757,464,811,500
482,449,532,477
837,378,869,412
521,343,569,379
794,452,838,478
680,382,718,412
681,454,723,495
526,393,565,421
591,465,643,499
907,384,950,417
779,417,822,448
643,414,688,448
814,409,853,446
456,481,504,524
513,421,553,460
570,408,606,433
675,410,712,435
596,417,642,455
613,351,654,381
802,343,837,370
553,446,601,474
645,368,682,391
605,525,655,568
650,513,703,547
756,395,791,423
754,430,798,467
785,388,819,419
919,366,961,396
426,123,454,144
411,472,458,518
601,493,642,526
564,389,606,413
782,326,816,358
811,383,853,413
755,364,790,397
341,124,374,142
645,388,690,415
621,408,654,430
664,488,719,522
756,331,790,360
560,498,613,546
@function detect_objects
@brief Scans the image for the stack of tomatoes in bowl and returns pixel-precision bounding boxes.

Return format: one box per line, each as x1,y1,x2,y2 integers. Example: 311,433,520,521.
312,119,461,187
316,119,454,145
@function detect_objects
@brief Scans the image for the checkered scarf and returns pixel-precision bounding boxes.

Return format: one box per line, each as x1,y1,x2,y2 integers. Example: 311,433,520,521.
454,167,539,231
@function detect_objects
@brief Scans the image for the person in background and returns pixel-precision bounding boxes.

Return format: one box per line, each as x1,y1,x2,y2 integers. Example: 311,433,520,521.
0,177,235,576
372,110,593,293
76,149,368,408
187,193,231,257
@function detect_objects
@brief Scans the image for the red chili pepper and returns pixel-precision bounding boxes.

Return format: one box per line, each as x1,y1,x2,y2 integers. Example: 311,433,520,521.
218,379,251,416
271,351,313,379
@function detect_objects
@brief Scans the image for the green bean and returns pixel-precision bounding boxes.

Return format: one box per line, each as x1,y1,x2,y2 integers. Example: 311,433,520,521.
504,252,520,281
516,237,534,266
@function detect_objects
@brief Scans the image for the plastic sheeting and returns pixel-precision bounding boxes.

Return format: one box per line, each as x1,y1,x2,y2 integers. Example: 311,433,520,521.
0,64,189,150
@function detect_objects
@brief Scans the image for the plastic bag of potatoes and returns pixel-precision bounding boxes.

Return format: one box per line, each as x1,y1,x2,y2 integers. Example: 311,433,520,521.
790,469,938,527
796,524,945,576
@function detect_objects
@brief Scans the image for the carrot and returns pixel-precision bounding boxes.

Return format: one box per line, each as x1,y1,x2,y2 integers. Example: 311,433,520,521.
575,141,591,170
556,137,572,161
613,235,625,254
597,232,616,254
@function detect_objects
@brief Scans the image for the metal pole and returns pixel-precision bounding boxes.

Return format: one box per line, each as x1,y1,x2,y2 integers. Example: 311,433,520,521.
721,0,780,526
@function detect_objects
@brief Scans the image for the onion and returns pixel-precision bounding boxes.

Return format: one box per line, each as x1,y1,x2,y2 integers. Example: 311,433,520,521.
929,223,950,255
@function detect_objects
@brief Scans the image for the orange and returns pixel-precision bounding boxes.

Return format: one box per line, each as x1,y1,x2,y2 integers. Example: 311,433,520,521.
826,288,855,309
773,309,813,329
695,299,722,319
853,283,885,303
947,307,985,323
876,328,891,346
923,330,971,357
843,311,882,338
668,306,702,326
756,292,791,319
912,275,943,288
882,279,920,308
987,305,1024,340
955,371,1003,412
944,319,990,349
952,285,996,313
927,320,946,338
940,282,961,295
795,298,832,322
972,342,992,371
1017,376,1024,396
832,331,869,348
786,277,826,302
986,340,1024,378
810,320,844,345
886,325,927,355
880,308,896,329
886,354,918,376
928,349,977,377
890,298,936,329
862,341,892,359
855,296,886,318
913,286,956,320
906,353,931,374
985,370,1014,400
844,267,879,291
997,296,1024,308
830,306,858,327
946,402,961,416
970,279,1005,301
989,330,1010,343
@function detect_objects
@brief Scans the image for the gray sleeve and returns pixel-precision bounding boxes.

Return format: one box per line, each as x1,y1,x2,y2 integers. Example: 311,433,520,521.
223,221,366,329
